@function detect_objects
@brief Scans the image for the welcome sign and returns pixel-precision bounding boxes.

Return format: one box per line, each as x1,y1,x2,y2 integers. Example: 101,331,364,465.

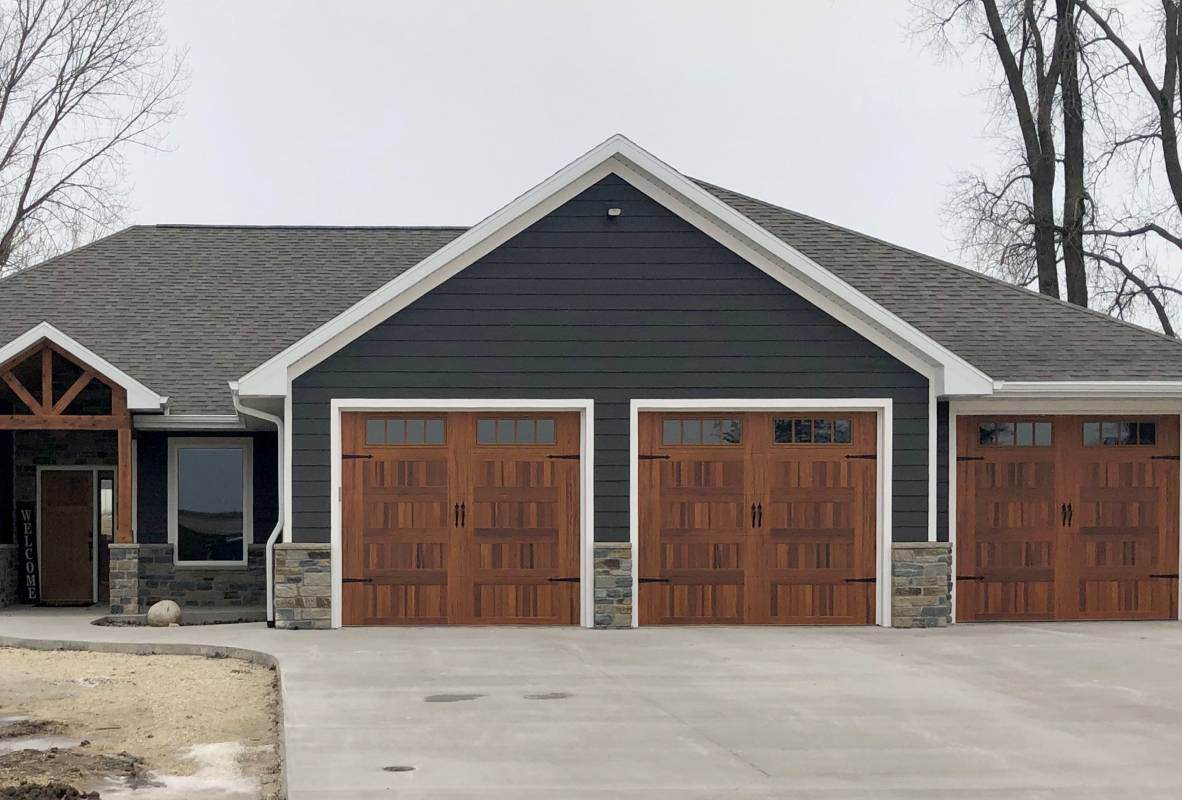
16,500,37,603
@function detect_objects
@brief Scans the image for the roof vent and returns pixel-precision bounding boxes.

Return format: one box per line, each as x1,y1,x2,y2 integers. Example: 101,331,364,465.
606,207,622,218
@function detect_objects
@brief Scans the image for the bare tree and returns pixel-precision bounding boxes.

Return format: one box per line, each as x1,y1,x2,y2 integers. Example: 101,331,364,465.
0,0,184,276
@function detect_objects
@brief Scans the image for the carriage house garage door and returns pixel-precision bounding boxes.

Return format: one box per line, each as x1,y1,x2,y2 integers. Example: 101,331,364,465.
638,411,878,625
957,415,1180,621
340,411,581,625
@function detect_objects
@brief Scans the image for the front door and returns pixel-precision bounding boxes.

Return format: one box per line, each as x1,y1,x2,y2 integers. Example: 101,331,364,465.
39,470,95,604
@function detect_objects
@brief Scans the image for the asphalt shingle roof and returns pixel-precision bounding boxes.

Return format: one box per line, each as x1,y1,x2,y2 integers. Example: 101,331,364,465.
695,180,1182,383
2,178,1180,415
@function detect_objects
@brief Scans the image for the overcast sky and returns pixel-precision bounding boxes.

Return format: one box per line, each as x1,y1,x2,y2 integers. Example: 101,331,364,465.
123,1,1000,265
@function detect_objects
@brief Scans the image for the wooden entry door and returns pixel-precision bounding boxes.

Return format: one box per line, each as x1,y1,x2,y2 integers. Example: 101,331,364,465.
638,411,877,625
957,415,1179,621
40,470,95,604
341,411,581,625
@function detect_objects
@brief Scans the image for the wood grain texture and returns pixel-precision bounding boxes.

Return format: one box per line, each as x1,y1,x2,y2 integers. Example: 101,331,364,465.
39,470,94,603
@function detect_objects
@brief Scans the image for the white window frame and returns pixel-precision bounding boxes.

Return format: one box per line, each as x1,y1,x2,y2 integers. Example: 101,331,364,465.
168,437,254,567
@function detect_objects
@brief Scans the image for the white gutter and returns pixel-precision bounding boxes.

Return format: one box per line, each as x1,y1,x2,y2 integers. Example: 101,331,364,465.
230,384,283,626
992,380,1182,397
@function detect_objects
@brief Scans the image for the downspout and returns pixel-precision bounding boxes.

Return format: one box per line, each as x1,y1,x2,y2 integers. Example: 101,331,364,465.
230,383,283,626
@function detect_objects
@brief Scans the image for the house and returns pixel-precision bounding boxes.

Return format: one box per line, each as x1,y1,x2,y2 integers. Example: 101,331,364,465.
0,135,1179,630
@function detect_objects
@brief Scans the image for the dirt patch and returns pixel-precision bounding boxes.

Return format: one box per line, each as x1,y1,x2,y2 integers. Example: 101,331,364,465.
0,780,99,799
0,648,280,799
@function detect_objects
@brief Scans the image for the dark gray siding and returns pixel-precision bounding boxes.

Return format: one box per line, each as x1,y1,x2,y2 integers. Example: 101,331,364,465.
292,175,930,543
135,431,278,545
1,430,11,545
937,401,949,541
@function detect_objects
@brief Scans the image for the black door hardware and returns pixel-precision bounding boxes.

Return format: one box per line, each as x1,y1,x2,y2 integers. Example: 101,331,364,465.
957,455,985,462
547,454,580,460
956,575,985,582
756,502,763,527
1061,503,1074,527
343,577,373,584
751,503,758,528
1150,573,1180,579
845,453,876,460
638,577,670,584
1151,455,1181,461
639,454,670,460
460,502,466,527
547,577,581,583
343,453,373,460
844,577,876,584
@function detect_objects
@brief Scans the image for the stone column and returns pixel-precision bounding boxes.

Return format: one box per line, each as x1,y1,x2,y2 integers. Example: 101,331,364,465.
272,543,331,629
593,543,633,628
108,543,143,615
891,542,952,628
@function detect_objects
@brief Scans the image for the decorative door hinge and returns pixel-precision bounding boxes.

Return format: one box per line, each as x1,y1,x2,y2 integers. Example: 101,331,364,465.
957,455,985,462
956,575,985,581
342,453,373,460
639,454,670,460
342,577,373,584
844,453,876,460
1151,455,1180,461
1150,573,1180,579
546,454,580,460
844,577,876,583
547,576,580,583
638,577,670,584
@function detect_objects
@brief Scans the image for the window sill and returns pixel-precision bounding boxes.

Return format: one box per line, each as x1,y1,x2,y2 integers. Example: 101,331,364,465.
173,561,250,570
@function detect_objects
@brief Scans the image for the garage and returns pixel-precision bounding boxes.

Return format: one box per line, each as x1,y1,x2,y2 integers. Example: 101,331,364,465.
637,411,878,625
340,411,581,625
956,415,1180,621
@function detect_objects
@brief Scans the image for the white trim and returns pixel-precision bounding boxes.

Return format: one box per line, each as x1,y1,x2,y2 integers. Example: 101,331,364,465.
328,398,595,629
134,414,244,431
0,322,167,411
991,381,1182,398
36,465,113,604
947,404,1182,623
628,398,894,627
236,135,993,399
283,382,293,544
167,437,254,568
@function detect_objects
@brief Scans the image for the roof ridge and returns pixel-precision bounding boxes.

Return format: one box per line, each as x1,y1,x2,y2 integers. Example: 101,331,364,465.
693,178,1182,349
148,223,470,231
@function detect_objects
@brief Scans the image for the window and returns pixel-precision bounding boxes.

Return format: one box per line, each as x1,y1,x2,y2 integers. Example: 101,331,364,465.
1083,420,1156,447
773,418,852,444
978,420,1052,447
476,418,555,445
661,418,742,445
365,417,444,445
168,438,253,566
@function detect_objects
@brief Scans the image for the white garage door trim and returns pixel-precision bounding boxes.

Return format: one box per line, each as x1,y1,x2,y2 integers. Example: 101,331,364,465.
629,398,895,627
329,398,596,628
948,400,1182,623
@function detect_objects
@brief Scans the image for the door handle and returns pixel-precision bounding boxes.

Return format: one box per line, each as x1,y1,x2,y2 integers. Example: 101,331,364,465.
756,502,763,527
1061,503,1068,527
1066,503,1073,527
751,503,757,528
460,502,466,528
455,503,460,528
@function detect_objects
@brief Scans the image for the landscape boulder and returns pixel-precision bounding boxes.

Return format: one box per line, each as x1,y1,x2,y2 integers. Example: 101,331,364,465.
146,600,182,627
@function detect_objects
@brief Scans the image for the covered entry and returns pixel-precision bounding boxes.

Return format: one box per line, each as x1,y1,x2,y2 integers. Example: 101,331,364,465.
637,410,878,625
340,410,582,625
956,415,1180,621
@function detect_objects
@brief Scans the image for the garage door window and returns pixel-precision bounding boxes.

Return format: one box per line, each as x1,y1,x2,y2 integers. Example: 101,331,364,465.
1083,420,1156,446
661,418,742,445
773,418,852,444
978,421,1052,447
366,418,445,445
476,418,555,445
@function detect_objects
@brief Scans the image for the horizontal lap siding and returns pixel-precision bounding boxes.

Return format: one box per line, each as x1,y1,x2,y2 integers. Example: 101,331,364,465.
292,175,930,543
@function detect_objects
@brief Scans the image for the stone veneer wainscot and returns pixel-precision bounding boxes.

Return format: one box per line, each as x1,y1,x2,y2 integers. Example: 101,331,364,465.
272,543,331,629
891,542,952,628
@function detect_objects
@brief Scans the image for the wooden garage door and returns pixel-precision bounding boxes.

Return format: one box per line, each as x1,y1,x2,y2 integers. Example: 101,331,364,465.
957,415,1179,621
341,412,580,625
638,411,877,625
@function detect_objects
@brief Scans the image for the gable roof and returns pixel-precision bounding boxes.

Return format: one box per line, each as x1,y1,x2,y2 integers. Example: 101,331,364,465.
0,135,1180,416
0,226,463,414
235,135,993,398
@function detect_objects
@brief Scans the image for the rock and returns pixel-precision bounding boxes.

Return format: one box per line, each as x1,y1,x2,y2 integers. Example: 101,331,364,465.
146,600,181,627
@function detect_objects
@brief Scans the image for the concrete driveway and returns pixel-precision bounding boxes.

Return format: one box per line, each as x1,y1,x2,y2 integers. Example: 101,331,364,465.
3,611,1182,798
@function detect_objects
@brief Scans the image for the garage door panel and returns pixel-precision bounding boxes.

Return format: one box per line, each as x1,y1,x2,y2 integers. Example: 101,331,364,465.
342,411,580,626
957,414,1179,622
639,410,876,625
